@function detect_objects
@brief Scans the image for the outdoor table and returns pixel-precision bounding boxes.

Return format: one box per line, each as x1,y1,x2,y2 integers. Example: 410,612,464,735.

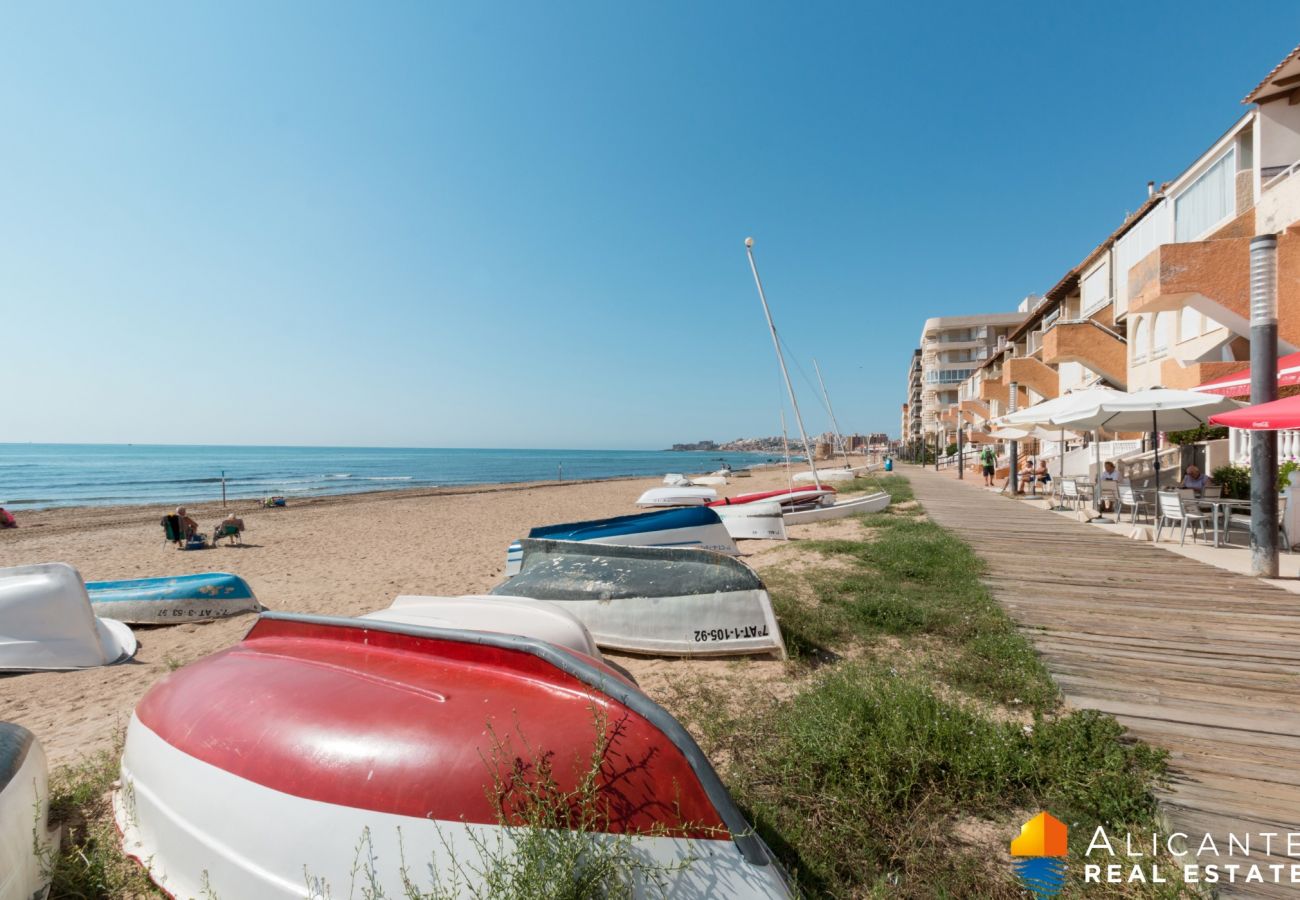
1197,497,1248,548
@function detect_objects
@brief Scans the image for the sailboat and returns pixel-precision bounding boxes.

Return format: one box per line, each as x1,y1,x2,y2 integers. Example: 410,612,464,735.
793,360,872,483
744,238,891,523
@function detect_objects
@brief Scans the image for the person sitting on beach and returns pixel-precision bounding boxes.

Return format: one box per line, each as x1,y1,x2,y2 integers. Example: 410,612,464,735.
0,507,15,529
1181,465,1209,491
176,507,198,539
213,512,245,545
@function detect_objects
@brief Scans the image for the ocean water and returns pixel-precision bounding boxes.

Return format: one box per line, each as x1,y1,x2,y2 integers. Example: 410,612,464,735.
0,444,775,511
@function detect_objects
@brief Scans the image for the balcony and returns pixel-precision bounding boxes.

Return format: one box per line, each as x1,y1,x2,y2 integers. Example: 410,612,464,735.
1003,356,1059,401
1128,232,1300,352
1041,320,1127,388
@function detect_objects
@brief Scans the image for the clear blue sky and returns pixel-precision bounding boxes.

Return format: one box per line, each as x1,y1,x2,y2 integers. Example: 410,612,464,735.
4,3,1297,449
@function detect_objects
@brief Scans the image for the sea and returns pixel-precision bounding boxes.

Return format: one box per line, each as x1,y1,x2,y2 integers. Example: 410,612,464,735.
0,444,776,511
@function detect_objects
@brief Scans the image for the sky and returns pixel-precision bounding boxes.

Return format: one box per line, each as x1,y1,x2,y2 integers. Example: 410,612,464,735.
3,2,1298,449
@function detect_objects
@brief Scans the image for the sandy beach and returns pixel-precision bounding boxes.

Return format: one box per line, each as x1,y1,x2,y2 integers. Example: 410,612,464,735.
0,466,815,768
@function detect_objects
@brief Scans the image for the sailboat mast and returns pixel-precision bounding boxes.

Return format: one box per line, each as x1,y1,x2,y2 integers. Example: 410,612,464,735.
745,237,822,489
813,358,852,469
780,408,793,492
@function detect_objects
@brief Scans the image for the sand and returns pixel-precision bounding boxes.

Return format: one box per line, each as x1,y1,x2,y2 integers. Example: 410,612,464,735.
0,465,843,768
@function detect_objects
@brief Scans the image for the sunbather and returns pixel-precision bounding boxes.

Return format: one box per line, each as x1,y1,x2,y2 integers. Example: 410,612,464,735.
176,507,198,539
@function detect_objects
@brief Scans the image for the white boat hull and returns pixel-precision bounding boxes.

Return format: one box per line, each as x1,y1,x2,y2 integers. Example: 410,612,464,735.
362,595,605,660
1,723,58,900
784,491,890,524
498,541,787,658
636,487,717,507
0,563,138,671
714,501,788,540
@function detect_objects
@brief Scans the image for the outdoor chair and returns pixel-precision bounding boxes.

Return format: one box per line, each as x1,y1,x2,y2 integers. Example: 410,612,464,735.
1225,495,1292,552
1117,484,1148,523
1060,479,1085,511
160,515,184,547
1098,482,1119,513
213,522,244,546
1154,491,1213,546
1202,485,1223,499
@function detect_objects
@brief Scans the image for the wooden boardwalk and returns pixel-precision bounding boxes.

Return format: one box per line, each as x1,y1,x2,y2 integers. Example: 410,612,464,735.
907,468,1300,896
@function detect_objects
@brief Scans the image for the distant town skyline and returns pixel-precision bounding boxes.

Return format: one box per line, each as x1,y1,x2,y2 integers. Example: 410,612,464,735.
4,4,1297,447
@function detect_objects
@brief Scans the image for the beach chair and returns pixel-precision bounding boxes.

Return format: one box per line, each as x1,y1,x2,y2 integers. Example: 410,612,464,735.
1117,484,1148,524
1154,491,1212,546
160,515,184,547
213,523,243,546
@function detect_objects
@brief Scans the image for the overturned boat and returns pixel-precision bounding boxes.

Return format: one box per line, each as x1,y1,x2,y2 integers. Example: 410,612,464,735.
361,594,606,661
635,486,716,507
0,563,137,672
1,721,59,900
504,507,737,576
86,572,262,625
793,468,857,483
713,500,788,540
784,490,891,524
115,613,793,899
494,540,786,658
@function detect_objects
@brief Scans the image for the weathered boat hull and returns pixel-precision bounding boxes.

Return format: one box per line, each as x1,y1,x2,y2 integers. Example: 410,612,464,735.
115,614,793,899
495,540,787,658
708,487,834,512
1,722,58,900
784,491,891,524
0,563,137,671
86,572,262,625
505,507,738,576
792,468,856,483
714,501,788,540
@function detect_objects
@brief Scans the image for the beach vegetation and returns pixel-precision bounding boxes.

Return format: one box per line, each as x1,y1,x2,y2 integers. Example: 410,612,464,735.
671,479,1173,897
42,742,163,899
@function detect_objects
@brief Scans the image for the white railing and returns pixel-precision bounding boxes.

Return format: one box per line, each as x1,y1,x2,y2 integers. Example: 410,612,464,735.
1228,427,1300,464
1263,158,1300,192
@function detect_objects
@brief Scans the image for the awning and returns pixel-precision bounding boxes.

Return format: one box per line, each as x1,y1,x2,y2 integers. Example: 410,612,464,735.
1192,352,1300,398
1210,394,1300,431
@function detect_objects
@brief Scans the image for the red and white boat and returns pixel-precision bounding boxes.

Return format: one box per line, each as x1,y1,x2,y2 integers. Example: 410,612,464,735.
115,613,793,899
708,486,835,512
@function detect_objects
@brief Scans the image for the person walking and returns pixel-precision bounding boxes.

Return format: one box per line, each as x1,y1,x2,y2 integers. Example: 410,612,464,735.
979,445,997,487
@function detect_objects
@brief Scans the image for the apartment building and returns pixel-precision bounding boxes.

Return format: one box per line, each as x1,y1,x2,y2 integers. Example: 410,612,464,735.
953,43,1300,438
903,348,922,441
917,313,1025,441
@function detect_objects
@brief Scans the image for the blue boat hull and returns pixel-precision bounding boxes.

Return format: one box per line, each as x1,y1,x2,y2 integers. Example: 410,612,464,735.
86,573,261,625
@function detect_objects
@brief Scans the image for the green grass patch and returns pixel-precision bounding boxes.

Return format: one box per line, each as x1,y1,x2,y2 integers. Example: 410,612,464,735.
837,473,914,501
796,512,1057,712
726,665,1167,898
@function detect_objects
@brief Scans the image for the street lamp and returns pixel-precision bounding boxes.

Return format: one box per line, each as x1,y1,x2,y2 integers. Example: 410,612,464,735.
1250,234,1279,577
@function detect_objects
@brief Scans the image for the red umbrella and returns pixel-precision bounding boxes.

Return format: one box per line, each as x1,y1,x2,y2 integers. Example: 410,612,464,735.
1209,394,1300,430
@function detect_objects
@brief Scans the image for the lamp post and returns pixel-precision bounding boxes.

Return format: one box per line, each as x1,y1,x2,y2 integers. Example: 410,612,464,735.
957,423,965,480
1250,234,1279,578
1008,381,1019,495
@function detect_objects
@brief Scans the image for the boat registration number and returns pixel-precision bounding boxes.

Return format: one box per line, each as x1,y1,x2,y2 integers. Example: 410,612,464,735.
156,608,236,620
692,625,769,642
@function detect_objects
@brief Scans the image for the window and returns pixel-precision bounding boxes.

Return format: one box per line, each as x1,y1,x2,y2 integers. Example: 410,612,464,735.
1153,313,1171,358
1081,262,1110,315
1114,200,1171,312
1174,149,1236,242
1179,308,1201,342
1132,316,1149,361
